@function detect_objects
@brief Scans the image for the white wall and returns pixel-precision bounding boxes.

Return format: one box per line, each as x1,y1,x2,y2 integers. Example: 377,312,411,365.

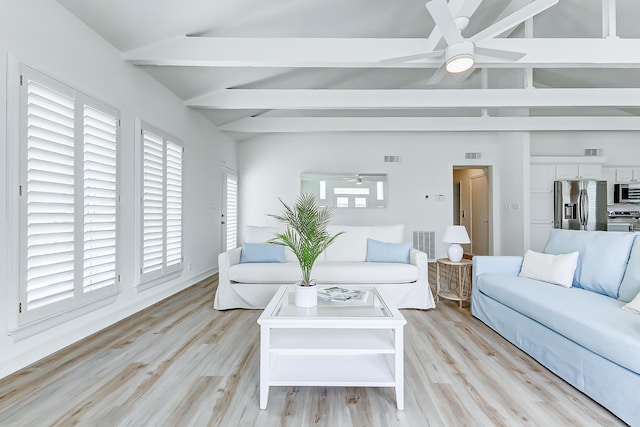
238,132,528,259
0,0,236,378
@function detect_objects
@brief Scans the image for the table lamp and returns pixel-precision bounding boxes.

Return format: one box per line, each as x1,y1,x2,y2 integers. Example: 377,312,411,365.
442,225,470,262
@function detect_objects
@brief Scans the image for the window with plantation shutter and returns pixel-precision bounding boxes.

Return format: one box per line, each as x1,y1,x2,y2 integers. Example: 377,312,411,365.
18,65,119,326
24,78,76,314
166,141,182,268
139,123,183,284
83,105,118,292
223,171,238,251
141,130,164,276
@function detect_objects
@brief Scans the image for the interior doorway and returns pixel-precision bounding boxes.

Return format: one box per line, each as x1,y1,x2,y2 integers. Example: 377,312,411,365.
453,166,492,256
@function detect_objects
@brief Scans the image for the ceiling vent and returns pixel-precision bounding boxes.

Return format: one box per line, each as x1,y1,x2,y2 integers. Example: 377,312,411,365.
584,148,603,157
465,152,482,160
384,155,400,163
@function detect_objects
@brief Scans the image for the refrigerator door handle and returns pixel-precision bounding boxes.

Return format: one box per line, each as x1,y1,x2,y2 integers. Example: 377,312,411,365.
579,188,589,227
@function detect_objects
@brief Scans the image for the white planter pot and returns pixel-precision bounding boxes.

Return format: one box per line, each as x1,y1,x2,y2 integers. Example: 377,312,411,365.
295,281,317,307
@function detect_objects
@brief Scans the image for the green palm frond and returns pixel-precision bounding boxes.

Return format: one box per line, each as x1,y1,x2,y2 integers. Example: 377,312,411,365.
268,193,343,285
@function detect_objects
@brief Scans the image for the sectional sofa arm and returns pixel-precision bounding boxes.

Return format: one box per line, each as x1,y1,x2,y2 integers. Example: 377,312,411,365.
219,247,242,272
472,256,523,287
409,248,428,286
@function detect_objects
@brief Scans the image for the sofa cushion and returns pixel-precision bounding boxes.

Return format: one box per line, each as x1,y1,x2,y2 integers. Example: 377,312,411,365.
365,238,411,264
243,225,299,262
229,261,418,284
618,235,640,303
518,250,579,288
476,273,640,374
325,224,404,262
544,229,636,298
240,242,285,263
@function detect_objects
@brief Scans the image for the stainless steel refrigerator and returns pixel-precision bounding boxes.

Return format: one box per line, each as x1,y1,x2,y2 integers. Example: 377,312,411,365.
554,180,607,231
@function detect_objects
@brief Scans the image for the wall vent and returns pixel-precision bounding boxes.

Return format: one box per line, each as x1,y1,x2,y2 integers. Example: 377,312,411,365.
584,148,603,157
465,152,482,160
413,231,436,262
384,155,400,163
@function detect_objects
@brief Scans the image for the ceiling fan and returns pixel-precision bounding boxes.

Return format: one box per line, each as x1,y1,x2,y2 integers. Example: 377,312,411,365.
388,0,559,84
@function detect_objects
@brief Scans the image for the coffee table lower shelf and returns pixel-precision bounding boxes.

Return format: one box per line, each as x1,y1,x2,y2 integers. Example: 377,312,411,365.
268,353,396,386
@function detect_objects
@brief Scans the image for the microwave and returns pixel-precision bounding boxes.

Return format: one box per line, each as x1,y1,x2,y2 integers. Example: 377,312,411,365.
614,183,640,203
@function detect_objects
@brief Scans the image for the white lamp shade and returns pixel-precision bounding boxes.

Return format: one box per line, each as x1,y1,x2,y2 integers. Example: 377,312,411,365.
443,225,470,244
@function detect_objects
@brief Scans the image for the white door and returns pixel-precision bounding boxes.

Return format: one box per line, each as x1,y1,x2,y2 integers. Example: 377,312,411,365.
221,169,238,251
471,175,490,256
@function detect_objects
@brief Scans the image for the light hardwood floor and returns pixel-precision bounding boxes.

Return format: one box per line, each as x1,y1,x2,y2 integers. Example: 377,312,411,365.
0,273,626,427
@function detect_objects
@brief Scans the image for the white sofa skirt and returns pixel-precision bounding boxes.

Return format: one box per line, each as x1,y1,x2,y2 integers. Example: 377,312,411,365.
215,281,434,310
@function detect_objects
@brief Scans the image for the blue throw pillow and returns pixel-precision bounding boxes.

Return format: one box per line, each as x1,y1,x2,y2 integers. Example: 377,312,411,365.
365,238,411,263
240,242,285,263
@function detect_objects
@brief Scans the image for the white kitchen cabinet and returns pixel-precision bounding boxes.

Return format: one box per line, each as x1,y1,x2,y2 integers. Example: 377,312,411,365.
530,164,556,191
615,167,640,183
530,191,554,222
555,164,602,180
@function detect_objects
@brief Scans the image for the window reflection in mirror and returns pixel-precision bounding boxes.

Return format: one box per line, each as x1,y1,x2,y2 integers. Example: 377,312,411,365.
300,173,387,208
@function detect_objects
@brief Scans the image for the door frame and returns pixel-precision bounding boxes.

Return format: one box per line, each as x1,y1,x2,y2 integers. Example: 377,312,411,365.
452,166,494,256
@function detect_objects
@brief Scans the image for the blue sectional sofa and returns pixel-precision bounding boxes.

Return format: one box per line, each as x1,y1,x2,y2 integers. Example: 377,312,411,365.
472,229,640,426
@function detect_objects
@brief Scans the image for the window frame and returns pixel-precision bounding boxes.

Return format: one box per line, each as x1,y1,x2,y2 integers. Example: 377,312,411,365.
16,64,120,327
136,120,183,287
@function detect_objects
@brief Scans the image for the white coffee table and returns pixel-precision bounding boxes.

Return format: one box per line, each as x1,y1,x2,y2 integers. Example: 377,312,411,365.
257,285,407,410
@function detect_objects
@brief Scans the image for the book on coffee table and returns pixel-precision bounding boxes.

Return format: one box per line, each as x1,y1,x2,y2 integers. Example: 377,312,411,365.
318,286,369,303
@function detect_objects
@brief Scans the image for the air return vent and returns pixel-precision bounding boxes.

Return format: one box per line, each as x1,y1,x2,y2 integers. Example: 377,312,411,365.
584,148,603,157
465,152,482,160
384,155,400,163
413,231,436,262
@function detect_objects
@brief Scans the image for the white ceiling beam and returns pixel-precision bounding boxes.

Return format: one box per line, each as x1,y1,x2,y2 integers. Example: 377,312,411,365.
219,116,640,133
186,88,640,109
123,36,640,68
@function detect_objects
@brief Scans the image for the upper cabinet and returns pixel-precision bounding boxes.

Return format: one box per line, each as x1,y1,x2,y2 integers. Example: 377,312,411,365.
614,167,640,183
554,163,602,180
530,156,605,181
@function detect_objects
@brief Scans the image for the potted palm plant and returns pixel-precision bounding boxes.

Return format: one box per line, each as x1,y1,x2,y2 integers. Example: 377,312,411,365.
268,193,343,307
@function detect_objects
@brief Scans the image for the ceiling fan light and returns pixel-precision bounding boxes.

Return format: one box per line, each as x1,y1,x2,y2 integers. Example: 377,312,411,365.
446,55,474,73
445,41,475,73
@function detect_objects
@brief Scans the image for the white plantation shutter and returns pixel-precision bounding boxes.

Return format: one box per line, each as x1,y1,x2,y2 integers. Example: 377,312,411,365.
225,173,238,251
83,105,118,292
19,65,119,325
25,79,76,312
142,130,164,276
166,141,182,269
139,123,183,283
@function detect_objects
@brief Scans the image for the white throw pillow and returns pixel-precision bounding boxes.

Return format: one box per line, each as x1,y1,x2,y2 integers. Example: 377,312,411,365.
622,291,640,315
519,250,579,288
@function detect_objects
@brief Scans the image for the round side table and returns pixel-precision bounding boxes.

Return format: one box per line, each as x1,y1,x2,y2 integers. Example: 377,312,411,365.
435,258,473,309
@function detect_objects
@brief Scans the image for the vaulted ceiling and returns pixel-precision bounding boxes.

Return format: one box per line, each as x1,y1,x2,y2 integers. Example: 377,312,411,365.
57,0,640,139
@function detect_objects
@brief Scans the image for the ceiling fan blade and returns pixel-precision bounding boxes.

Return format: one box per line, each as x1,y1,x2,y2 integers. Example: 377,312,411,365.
380,50,444,64
425,0,482,50
469,0,558,43
427,64,451,85
475,46,525,61
425,0,464,46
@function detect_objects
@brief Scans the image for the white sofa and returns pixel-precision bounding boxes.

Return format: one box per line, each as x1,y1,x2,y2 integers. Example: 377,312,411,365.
214,224,436,310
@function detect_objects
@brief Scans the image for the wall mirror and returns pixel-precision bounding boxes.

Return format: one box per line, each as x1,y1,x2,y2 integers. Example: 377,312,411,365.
300,172,387,208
